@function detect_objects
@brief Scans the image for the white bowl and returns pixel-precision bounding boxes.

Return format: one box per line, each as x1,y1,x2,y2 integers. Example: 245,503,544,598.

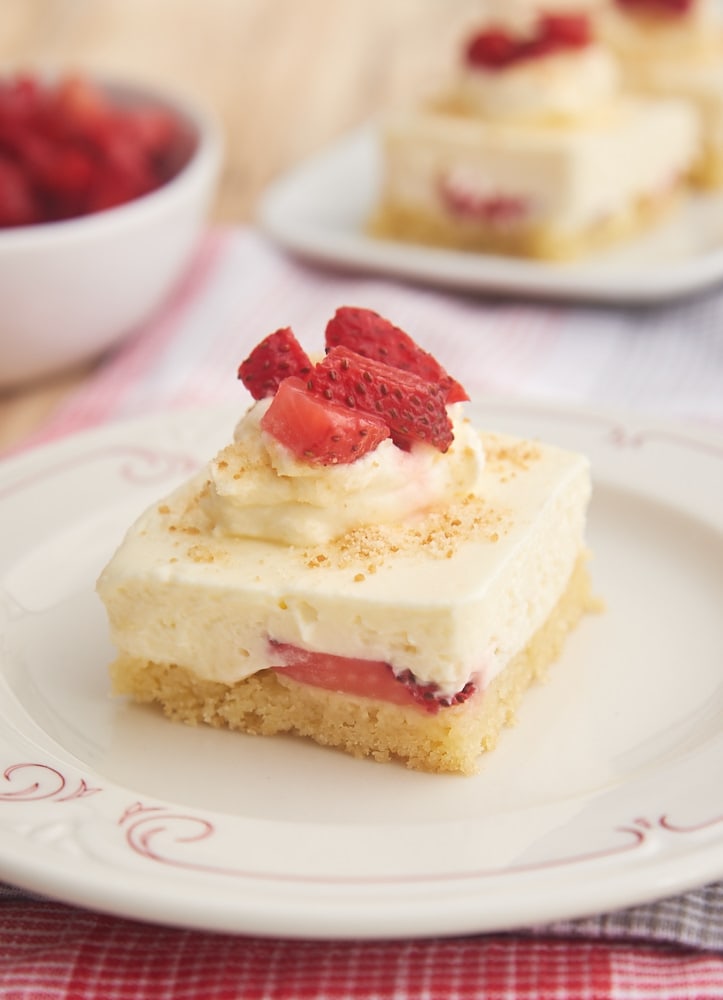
0,76,222,389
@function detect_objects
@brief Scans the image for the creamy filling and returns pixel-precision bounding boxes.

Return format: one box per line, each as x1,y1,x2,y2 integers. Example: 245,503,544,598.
202,399,486,547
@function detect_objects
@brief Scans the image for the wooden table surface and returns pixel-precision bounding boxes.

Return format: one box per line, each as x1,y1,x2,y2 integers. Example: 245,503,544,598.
0,0,479,452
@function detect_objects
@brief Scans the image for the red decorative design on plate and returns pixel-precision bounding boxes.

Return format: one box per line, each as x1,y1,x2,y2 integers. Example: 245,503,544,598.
606,425,723,459
3,762,720,885
116,803,723,885
0,445,200,502
660,814,723,834
120,802,217,870
0,763,101,801
479,403,723,461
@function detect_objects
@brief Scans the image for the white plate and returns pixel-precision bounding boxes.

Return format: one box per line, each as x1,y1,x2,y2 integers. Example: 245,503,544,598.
259,125,723,304
0,402,722,939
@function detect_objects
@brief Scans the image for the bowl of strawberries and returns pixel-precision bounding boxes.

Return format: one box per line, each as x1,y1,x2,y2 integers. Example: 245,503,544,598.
0,71,222,388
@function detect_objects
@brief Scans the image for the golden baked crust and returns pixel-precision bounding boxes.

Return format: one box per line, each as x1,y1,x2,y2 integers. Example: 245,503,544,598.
110,555,596,775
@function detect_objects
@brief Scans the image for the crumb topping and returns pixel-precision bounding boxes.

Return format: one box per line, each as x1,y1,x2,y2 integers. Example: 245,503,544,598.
301,493,511,574
482,433,541,483
187,545,215,564
154,433,534,579
159,485,227,564
213,441,259,482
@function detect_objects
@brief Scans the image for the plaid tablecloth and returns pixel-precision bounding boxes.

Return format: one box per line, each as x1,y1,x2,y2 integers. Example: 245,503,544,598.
2,226,722,998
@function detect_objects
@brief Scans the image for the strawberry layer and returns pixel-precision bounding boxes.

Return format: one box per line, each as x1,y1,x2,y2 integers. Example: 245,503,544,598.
270,642,477,715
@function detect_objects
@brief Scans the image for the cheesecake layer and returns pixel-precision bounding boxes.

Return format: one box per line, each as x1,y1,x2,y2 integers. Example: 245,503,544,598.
370,97,698,259
601,8,723,187
97,431,591,700
109,553,594,775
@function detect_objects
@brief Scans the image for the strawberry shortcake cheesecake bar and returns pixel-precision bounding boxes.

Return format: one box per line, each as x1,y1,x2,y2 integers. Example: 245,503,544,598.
600,0,723,187
370,0,699,258
98,307,595,774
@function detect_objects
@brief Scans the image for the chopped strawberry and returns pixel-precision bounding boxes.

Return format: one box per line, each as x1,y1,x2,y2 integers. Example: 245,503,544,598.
239,309,468,463
307,346,454,452
269,642,477,715
466,29,521,70
540,13,592,47
0,72,193,227
0,156,39,226
260,376,389,465
238,327,313,400
325,306,468,404
50,74,107,136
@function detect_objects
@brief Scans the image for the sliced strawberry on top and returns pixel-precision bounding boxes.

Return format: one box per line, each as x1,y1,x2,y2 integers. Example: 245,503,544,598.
539,13,592,48
325,306,468,404
465,29,521,70
307,346,454,453
260,376,389,465
238,327,313,400
465,12,592,70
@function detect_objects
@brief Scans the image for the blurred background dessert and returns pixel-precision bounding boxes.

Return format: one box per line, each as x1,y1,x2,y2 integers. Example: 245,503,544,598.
599,0,723,187
370,0,699,258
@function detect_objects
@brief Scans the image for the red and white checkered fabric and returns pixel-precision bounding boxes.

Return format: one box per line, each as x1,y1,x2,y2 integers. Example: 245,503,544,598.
0,900,722,999
2,227,722,998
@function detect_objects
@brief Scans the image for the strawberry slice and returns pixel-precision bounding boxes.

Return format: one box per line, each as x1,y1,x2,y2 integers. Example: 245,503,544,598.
269,642,477,715
307,346,454,452
260,376,389,465
540,13,592,47
325,307,468,404
466,29,521,70
238,327,313,400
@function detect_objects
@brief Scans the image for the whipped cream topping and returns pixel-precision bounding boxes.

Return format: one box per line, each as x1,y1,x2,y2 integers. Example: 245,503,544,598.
202,399,486,547
455,44,619,121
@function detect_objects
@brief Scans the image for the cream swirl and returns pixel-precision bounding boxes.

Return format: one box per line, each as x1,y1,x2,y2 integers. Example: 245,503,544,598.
202,399,486,546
